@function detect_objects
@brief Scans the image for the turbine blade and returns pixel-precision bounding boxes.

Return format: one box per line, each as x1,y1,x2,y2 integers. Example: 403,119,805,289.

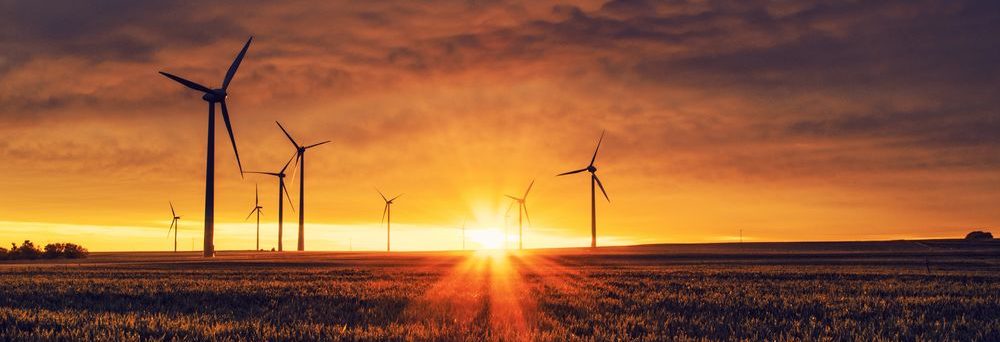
275,121,300,148
594,175,610,202
381,204,388,224
376,188,387,202
281,183,296,212
245,207,256,221
158,72,213,94
167,219,176,237
389,194,403,202
505,200,515,216
286,153,301,187
255,183,259,205
557,168,588,176
505,195,519,201
220,101,244,176
245,171,281,176
169,201,176,217
280,152,296,173
522,204,531,225
222,36,252,90
523,179,535,198
590,130,605,167
305,140,331,149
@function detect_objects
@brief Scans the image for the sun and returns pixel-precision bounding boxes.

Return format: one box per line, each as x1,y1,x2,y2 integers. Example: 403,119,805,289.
468,228,505,250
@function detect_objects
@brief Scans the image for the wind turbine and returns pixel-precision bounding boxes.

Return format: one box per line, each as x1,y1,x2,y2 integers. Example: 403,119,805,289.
378,190,402,253
167,202,181,253
245,153,296,251
461,221,466,251
276,121,330,251
557,130,610,248
245,184,264,251
505,179,534,250
159,37,252,257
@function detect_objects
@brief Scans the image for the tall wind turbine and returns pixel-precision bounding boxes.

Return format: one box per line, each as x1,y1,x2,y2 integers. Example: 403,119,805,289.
557,130,610,248
167,202,181,253
159,37,252,257
245,153,296,251
276,121,330,251
505,179,535,250
378,190,402,253
245,184,264,251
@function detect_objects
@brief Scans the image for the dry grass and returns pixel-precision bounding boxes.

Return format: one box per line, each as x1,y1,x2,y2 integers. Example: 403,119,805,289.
1,241,998,341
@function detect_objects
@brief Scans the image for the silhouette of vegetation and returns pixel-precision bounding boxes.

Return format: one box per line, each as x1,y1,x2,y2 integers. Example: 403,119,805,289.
42,243,90,259
966,231,994,240
3,241,88,260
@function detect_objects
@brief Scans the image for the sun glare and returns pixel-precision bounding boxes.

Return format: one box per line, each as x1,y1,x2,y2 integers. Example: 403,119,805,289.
468,228,505,250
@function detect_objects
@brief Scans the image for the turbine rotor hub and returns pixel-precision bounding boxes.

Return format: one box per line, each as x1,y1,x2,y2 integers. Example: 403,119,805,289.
588,165,597,173
201,89,227,102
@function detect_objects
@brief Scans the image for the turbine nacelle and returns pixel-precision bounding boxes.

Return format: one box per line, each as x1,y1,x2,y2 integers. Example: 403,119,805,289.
588,165,597,173
201,89,227,102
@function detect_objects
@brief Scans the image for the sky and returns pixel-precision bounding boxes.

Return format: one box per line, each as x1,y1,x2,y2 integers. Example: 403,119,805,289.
0,0,998,251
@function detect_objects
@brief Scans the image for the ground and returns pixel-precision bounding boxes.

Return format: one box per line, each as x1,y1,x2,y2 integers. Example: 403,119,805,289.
1,240,999,341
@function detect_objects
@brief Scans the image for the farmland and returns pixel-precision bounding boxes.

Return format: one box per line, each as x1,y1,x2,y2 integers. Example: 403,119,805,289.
1,240,999,341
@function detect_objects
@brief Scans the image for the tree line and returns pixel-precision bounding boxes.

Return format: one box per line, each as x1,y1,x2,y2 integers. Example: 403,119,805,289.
0,240,89,260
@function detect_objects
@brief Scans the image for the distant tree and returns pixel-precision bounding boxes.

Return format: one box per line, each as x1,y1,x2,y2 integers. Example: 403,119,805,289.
11,240,42,260
965,231,994,240
44,243,65,259
0,246,7,260
62,243,89,259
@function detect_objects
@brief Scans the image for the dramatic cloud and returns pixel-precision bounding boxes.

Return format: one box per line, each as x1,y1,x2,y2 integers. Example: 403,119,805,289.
1,0,998,250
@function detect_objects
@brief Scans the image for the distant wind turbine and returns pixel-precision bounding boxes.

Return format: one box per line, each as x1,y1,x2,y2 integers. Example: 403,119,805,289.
505,179,534,250
461,221,467,251
245,184,264,251
167,202,181,252
276,121,331,251
159,37,252,257
245,153,296,251
378,189,402,253
557,130,610,248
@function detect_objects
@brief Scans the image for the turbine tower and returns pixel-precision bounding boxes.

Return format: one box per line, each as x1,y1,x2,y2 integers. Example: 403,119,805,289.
505,179,534,250
245,184,264,251
276,121,330,251
159,37,252,257
244,153,296,251
557,130,610,248
167,202,181,252
378,190,402,253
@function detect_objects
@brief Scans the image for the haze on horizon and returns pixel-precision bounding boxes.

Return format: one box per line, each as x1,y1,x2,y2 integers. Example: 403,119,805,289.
1,0,998,251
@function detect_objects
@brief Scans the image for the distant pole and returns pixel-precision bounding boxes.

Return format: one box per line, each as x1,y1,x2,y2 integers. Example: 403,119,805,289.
387,205,391,253
740,229,743,243
204,102,216,257
590,175,597,248
298,153,305,251
518,204,523,250
256,209,261,251
462,223,466,251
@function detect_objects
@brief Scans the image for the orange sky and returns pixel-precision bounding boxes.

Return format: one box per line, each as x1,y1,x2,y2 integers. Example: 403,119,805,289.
1,1,998,251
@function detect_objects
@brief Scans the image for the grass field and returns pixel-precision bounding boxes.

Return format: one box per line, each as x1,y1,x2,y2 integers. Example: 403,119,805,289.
2,240,999,341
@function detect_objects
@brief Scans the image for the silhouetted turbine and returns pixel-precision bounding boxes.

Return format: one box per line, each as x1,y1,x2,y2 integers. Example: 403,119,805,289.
378,189,402,253
557,130,610,248
505,179,534,250
167,202,181,253
159,37,252,257
244,153,296,251
277,121,330,251
245,184,264,251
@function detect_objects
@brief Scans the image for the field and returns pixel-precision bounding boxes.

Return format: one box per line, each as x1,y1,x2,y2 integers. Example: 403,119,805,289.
2,240,999,341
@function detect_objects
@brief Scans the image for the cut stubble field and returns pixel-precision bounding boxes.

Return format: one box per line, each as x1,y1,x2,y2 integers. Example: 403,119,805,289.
1,240,999,341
